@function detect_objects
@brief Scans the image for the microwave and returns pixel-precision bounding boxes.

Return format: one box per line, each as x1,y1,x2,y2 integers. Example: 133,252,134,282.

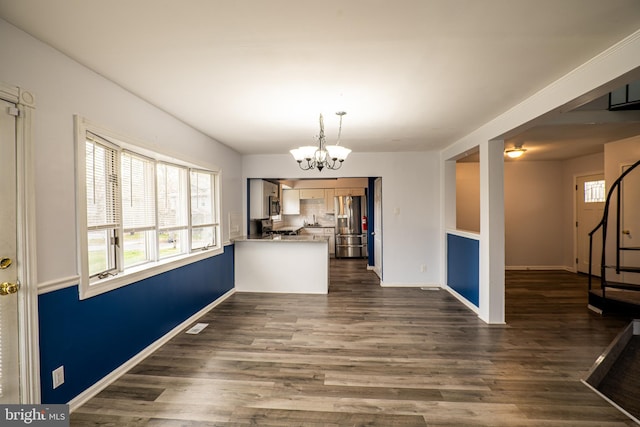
269,196,281,216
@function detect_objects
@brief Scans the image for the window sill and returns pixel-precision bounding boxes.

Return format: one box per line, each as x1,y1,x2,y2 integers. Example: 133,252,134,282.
79,246,224,300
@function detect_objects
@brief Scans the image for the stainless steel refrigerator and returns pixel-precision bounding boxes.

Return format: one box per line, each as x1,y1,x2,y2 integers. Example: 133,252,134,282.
335,195,368,258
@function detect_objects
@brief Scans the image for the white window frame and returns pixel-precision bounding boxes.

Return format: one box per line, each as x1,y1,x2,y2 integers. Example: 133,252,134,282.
75,116,223,300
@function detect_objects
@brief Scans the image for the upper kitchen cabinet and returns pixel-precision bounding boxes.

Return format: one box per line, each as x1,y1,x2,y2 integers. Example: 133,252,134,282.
324,189,335,214
299,188,325,200
250,179,279,219
282,189,301,215
335,187,365,197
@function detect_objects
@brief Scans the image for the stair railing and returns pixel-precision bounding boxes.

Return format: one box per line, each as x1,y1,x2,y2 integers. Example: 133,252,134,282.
588,159,640,298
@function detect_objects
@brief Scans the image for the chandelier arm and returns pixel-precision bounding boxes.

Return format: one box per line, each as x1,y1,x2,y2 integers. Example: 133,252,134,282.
291,111,349,172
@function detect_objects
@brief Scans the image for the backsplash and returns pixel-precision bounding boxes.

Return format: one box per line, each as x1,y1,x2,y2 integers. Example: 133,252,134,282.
282,199,334,227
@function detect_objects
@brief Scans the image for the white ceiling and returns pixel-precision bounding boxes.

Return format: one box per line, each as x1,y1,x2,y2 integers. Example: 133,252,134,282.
1,0,640,160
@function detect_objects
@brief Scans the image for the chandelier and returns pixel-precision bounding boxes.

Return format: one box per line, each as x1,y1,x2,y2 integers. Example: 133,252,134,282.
290,111,351,171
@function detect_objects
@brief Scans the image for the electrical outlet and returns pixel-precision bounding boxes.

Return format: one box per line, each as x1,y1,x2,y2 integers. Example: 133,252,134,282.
420,264,426,272
52,366,64,389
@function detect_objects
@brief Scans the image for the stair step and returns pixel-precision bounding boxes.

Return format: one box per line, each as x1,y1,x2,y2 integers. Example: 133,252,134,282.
604,265,640,273
604,281,640,291
619,266,640,273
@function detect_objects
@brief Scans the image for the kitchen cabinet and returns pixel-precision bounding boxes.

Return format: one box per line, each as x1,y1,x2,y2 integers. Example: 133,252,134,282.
324,188,335,214
335,187,365,197
250,179,279,219
282,189,300,215
300,227,335,255
299,188,325,200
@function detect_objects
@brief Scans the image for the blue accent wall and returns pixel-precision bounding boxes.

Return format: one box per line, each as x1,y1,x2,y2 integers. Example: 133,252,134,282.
38,246,234,404
367,177,376,267
447,233,479,307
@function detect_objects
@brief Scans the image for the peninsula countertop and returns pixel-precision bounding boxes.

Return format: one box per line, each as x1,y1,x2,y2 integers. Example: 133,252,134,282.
234,234,329,294
233,234,329,243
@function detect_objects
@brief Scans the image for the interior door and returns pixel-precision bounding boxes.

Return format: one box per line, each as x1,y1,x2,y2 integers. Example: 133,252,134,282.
0,98,21,403
576,174,605,275
621,164,640,285
373,178,382,279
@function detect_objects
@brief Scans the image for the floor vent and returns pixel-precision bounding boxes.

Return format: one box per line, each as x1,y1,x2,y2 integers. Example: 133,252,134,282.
185,323,209,334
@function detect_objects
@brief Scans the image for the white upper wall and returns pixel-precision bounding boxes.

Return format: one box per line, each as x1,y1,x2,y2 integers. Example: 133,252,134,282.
243,152,441,286
0,19,243,285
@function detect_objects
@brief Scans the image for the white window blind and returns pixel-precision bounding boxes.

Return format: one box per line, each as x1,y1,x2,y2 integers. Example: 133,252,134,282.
86,135,119,230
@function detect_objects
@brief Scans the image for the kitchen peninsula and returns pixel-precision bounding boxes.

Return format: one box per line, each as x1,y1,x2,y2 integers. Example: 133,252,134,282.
234,234,329,294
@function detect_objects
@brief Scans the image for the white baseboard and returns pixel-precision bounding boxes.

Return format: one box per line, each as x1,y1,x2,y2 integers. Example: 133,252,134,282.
68,289,235,412
443,285,480,315
380,281,438,288
505,265,574,272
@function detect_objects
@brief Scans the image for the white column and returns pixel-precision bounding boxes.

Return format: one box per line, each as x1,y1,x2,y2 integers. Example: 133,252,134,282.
479,139,505,324
441,159,457,287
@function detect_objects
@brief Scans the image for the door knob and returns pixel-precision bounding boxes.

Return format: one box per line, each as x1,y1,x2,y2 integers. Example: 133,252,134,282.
0,258,11,269
622,230,631,235
0,282,19,296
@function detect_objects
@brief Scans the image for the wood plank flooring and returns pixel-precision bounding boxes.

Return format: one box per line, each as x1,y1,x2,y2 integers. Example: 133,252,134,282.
71,262,637,426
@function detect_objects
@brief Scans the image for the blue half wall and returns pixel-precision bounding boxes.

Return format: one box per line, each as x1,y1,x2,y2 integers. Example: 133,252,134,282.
38,245,234,404
447,233,479,307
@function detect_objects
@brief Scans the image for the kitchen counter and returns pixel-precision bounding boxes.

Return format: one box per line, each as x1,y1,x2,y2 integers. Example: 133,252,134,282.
234,234,328,243
272,225,304,234
234,234,329,294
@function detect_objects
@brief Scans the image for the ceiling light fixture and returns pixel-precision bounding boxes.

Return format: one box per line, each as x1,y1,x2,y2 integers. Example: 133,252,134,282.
290,111,351,172
505,145,527,159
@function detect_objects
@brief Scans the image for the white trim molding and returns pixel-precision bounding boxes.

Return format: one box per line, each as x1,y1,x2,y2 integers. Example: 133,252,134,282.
37,275,81,295
443,285,482,316
1,81,40,403
380,282,441,288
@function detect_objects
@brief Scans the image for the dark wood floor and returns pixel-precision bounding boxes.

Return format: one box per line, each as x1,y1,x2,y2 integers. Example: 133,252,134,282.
71,262,636,426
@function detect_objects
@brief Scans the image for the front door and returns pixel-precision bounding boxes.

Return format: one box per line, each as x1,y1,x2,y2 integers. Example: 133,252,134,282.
0,98,21,403
576,174,605,275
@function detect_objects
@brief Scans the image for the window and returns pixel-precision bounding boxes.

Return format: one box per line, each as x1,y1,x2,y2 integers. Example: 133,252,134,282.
190,170,217,250
76,117,222,298
157,163,189,258
584,180,605,203
85,134,120,278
